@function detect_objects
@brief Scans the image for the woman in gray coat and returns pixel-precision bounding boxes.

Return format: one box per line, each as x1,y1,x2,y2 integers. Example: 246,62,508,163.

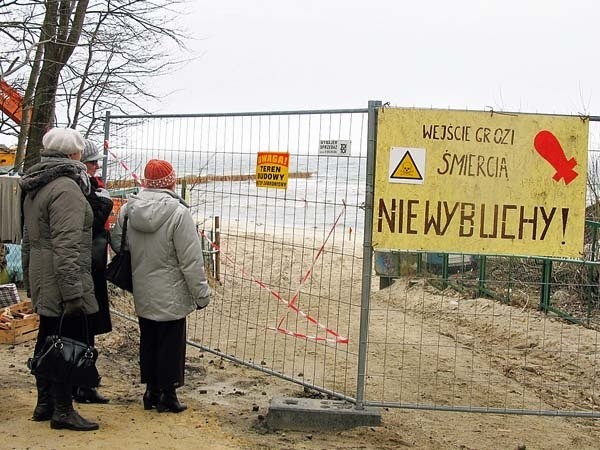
111,159,210,413
21,128,99,431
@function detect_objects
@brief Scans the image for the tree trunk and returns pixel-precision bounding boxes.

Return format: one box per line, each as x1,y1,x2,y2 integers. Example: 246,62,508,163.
23,60,62,170
22,0,90,171
13,41,44,173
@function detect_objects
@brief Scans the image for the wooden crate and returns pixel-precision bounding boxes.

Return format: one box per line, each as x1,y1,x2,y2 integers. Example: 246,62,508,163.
0,300,39,344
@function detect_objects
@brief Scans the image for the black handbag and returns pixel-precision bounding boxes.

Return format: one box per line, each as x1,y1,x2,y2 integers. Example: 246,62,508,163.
28,314,100,388
105,214,133,292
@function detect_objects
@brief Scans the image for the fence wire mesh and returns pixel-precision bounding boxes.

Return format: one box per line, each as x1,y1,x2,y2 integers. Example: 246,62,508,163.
363,118,600,416
0,243,22,286
367,253,600,416
105,109,369,399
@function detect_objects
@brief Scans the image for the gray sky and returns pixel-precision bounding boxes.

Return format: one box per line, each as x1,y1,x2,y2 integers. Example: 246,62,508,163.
155,0,600,116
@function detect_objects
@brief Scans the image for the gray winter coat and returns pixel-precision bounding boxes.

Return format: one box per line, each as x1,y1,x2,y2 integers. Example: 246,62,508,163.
20,157,98,317
111,188,210,321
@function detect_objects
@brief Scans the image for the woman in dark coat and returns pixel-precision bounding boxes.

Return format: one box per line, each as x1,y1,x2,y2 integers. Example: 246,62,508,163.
72,139,113,403
21,128,99,431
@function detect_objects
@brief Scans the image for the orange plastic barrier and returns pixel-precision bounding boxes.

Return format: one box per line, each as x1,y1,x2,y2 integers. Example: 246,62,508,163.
108,198,127,229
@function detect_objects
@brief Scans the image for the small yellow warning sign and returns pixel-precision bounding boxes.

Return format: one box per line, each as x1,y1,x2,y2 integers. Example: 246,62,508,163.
256,151,290,190
391,151,422,180
388,147,426,185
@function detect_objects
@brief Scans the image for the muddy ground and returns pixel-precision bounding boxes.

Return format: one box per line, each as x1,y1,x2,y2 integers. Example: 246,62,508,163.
3,283,600,450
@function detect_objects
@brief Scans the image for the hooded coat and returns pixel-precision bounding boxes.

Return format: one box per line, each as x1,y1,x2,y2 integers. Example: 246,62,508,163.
111,188,210,321
20,157,98,317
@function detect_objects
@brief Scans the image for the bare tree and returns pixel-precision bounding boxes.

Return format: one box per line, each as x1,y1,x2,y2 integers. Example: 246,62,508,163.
0,1,42,150
62,0,188,137
0,0,189,170
12,41,44,171
23,0,89,170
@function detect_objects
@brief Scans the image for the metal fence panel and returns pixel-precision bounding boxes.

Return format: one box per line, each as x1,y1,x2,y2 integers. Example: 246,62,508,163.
362,115,600,417
105,109,369,399
105,108,600,417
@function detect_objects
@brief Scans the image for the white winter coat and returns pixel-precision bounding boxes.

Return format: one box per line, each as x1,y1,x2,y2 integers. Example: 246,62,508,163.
111,188,210,321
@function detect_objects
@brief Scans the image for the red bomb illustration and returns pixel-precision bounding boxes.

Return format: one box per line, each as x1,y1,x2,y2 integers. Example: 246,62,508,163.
533,130,578,185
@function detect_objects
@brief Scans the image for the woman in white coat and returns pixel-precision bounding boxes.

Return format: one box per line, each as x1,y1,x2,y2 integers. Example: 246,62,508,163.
111,159,210,412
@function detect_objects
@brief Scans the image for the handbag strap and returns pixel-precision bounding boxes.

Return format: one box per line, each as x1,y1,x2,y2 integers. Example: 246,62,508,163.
121,214,129,252
56,312,91,346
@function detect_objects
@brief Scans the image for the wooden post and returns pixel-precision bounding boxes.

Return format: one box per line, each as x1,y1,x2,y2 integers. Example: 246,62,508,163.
180,178,187,200
214,216,220,281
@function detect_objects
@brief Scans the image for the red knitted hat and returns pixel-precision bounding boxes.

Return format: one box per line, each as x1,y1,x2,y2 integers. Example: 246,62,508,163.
143,159,176,189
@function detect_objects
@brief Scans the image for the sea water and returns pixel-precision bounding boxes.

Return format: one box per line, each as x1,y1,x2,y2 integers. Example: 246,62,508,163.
106,151,368,236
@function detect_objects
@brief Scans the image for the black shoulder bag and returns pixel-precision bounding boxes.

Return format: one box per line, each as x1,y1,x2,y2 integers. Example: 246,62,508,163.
28,313,100,388
105,215,133,292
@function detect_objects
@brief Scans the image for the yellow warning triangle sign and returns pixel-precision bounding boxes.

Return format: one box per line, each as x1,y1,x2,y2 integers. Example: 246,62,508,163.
391,150,423,180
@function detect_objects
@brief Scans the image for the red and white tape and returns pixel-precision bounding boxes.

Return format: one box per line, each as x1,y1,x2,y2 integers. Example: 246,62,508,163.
103,139,349,344
103,140,142,186
200,202,349,345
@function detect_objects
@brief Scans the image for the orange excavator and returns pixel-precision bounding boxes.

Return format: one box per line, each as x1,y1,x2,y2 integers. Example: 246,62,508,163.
0,79,24,124
0,79,25,167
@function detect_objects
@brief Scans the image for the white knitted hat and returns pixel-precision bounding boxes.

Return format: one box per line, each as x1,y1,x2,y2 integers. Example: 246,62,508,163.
42,128,85,156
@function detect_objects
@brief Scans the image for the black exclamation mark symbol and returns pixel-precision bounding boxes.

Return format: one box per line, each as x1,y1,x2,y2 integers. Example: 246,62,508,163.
561,208,569,245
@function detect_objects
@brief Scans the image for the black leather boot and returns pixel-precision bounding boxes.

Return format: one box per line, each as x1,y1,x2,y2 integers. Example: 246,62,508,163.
32,376,53,421
143,384,160,410
73,387,110,404
50,383,99,431
156,388,187,413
